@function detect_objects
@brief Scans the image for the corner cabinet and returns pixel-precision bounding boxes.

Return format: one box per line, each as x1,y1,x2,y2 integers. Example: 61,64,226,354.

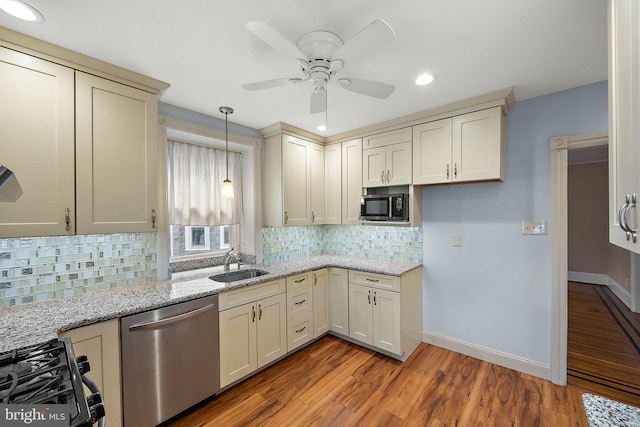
347,268,422,360
608,0,640,253
264,133,325,226
328,268,349,336
0,35,165,238
362,128,412,188
219,279,287,388
413,107,504,185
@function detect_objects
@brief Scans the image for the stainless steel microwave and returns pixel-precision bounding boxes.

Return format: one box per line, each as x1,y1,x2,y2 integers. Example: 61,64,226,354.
359,194,409,221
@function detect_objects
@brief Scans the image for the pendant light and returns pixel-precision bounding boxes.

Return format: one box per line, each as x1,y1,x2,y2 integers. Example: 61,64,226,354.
219,106,234,199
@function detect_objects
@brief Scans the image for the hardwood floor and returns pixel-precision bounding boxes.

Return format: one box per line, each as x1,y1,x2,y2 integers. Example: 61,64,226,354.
169,336,590,426
568,281,640,406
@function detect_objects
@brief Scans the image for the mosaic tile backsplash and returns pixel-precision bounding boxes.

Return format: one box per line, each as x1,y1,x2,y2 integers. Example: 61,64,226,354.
262,225,422,264
0,233,157,307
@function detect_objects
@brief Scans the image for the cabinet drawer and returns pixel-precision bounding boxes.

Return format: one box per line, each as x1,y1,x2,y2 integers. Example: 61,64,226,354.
287,284,313,319
286,272,312,290
348,270,400,292
219,279,286,311
287,312,314,352
363,127,412,149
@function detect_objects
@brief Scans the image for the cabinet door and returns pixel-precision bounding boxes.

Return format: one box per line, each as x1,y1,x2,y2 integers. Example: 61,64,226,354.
256,293,287,368
313,269,329,337
386,142,412,186
342,139,363,224
349,283,373,345
59,319,122,427
219,302,257,388
372,289,401,355
328,268,349,335
324,143,342,224
453,107,503,183
362,147,386,188
609,0,639,251
0,47,75,237
413,118,453,185
310,141,325,224
75,72,158,234
282,135,311,226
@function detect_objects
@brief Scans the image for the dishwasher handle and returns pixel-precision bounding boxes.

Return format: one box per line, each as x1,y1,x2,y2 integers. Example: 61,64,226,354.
128,304,216,331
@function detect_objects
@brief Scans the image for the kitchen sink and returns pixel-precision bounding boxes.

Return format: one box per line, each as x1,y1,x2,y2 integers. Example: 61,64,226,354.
209,269,270,283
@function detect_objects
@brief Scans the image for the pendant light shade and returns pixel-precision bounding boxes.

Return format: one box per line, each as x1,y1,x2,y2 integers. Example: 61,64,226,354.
219,106,234,199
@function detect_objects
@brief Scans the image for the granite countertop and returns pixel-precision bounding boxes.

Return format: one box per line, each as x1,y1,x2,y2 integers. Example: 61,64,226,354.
0,254,420,353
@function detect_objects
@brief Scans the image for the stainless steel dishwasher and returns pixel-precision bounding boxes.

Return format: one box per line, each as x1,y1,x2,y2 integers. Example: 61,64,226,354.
120,294,220,427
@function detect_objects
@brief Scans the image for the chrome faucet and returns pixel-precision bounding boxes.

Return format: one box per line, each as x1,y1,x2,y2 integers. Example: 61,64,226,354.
223,248,241,271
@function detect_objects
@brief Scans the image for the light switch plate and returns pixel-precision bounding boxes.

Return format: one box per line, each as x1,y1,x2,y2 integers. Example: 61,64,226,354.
453,234,462,247
522,220,547,235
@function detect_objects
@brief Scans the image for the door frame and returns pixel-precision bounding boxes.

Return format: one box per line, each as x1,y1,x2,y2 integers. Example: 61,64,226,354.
549,131,607,385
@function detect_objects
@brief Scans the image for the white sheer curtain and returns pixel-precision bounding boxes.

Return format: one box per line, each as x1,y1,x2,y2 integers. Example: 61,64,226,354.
167,139,243,226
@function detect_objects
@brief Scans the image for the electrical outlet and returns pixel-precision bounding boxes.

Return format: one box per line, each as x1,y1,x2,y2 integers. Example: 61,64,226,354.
521,220,547,235
453,234,462,247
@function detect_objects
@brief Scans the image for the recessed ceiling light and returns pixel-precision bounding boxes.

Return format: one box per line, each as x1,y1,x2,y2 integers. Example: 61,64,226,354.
415,73,435,86
0,0,45,23
317,124,327,131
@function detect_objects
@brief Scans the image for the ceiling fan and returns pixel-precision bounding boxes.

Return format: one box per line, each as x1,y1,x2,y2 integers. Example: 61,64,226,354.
242,19,397,114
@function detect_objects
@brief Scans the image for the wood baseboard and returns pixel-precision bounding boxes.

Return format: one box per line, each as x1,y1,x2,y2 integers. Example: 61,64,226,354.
568,272,632,309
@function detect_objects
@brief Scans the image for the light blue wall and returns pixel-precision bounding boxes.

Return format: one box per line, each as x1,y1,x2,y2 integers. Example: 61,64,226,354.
421,81,608,365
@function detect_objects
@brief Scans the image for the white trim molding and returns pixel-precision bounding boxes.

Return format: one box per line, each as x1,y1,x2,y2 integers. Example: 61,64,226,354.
422,331,551,380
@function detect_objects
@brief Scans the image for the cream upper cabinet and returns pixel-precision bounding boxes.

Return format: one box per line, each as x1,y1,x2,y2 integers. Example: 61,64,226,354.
75,72,158,234
264,133,325,226
0,43,162,237
342,138,363,224
413,107,504,185
608,0,640,253
324,143,342,224
0,47,75,237
310,141,325,224
362,128,412,188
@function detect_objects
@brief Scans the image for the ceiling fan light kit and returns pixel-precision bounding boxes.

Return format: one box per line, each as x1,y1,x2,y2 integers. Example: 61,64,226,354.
242,19,397,115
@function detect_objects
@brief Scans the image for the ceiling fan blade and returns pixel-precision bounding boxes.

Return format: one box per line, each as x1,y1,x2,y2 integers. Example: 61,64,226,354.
334,19,396,65
241,78,293,91
338,78,395,99
246,21,306,61
310,88,327,114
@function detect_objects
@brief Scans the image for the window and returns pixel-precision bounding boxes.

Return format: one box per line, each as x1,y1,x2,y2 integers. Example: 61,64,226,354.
167,139,242,261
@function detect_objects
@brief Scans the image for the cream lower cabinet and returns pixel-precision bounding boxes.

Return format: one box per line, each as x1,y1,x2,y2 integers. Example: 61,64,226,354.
413,107,504,185
328,268,349,336
313,268,329,337
59,319,122,427
348,269,422,360
219,280,287,388
286,272,314,351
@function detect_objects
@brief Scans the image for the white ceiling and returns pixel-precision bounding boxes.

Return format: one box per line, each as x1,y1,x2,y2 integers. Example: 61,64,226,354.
0,0,608,137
